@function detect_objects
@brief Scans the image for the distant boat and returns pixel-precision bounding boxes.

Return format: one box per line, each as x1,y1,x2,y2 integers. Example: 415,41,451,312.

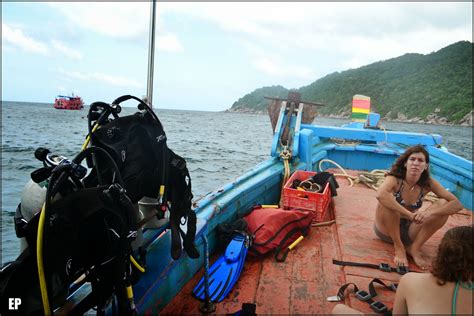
54,94,84,110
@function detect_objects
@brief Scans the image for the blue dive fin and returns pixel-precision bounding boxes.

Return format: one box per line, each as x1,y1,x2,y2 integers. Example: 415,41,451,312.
193,233,249,302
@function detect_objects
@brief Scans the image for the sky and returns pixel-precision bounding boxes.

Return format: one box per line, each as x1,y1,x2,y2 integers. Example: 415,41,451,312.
2,2,472,111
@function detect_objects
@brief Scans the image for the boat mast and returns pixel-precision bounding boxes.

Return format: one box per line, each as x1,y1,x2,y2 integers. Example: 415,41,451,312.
146,0,157,108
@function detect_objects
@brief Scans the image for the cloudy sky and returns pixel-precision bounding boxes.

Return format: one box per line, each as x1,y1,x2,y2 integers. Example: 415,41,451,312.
2,2,472,111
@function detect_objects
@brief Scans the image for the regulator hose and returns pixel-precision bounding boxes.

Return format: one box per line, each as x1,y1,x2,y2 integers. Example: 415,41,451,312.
37,146,125,315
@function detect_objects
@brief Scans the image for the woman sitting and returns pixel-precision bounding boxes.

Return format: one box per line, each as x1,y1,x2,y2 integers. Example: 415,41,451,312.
374,145,463,268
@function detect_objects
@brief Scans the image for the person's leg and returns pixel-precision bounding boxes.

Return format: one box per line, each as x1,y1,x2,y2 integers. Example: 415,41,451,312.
375,204,408,266
331,303,364,315
407,199,449,269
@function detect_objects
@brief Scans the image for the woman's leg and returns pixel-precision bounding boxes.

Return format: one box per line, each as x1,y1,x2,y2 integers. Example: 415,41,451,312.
375,204,408,266
407,199,449,268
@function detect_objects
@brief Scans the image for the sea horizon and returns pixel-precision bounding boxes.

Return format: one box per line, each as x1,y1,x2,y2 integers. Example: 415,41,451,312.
1,100,472,127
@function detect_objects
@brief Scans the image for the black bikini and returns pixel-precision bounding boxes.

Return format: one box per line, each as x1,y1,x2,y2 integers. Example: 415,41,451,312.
394,181,424,210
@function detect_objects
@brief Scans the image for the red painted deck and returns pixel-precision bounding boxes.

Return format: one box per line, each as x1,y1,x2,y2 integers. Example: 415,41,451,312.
162,170,472,315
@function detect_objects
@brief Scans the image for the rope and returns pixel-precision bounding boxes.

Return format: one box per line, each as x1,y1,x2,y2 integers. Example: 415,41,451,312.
329,138,361,146
279,146,292,205
318,159,389,189
423,191,440,203
355,170,387,190
312,199,336,227
312,219,335,227
356,168,440,203
317,159,441,204
318,159,355,186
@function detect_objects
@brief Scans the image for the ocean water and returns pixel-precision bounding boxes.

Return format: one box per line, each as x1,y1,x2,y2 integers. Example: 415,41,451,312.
1,101,472,264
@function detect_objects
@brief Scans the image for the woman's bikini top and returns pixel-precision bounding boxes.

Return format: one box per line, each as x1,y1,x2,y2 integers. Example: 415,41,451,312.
394,180,424,210
452,280,474,315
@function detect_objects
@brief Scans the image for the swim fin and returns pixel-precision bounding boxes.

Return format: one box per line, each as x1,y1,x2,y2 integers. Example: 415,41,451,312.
193,232,250,302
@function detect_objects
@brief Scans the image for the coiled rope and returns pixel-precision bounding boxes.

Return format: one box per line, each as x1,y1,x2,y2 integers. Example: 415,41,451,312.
329,138,361,146
318,159,356,186
318,158,439,203
356,170,388,190
330,127,390,146
319,158,388,189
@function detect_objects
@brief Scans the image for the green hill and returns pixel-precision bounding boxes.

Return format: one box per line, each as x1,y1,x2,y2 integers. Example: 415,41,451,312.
229,41,473,124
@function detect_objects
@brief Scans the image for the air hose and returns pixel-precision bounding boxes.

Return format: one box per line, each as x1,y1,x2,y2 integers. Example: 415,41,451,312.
36,137,126,314
37,163,72,314
36,203,51,314
38,123,101,314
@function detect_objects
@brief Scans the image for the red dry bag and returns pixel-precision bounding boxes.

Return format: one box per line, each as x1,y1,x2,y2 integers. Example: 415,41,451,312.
244,207,312,262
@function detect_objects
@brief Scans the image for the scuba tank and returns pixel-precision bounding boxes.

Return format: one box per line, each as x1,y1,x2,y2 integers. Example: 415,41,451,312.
14,149,72,252
15,180,47,252
138,196,169,229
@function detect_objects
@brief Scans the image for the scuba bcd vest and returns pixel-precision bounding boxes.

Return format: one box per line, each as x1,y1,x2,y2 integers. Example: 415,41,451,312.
0,95,199,315
84,95,199,260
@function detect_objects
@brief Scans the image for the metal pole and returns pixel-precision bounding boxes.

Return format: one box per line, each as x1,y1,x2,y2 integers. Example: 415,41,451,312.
146,0,157,108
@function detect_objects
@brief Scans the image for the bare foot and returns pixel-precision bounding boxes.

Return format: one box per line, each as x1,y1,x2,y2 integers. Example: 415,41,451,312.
406,246,431,269
394,246,408,267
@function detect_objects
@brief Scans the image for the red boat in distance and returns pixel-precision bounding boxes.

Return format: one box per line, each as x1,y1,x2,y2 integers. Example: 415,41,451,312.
54,94,84,110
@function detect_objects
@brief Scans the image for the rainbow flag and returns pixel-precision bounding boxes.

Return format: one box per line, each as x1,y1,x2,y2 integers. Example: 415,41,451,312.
351,95,370,122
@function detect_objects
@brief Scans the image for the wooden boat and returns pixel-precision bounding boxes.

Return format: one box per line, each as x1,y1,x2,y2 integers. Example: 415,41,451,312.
60,94,473,315
54,3,472,314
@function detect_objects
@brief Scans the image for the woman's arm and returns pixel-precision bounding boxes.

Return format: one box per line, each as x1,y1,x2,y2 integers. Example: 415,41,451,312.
392,274,410,315
413,178,463,223
426,178,463,215
376,176,416,219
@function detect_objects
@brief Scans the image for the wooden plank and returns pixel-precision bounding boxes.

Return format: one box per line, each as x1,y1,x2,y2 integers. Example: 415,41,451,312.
301,124,443,146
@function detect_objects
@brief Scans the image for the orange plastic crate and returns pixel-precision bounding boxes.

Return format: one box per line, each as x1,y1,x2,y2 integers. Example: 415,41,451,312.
282,170,331,223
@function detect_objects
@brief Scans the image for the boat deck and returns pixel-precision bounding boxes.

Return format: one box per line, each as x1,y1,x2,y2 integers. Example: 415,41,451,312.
162,170,472,314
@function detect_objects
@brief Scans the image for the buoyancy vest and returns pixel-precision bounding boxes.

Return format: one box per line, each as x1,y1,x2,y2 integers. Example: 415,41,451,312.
1,95,199,314
85,95,198,260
